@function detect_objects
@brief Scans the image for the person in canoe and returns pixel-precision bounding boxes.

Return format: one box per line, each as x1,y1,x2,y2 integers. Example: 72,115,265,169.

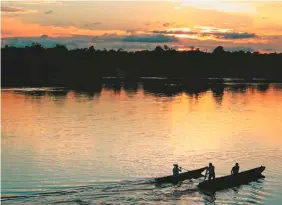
231,163,240,175
205,163,215,180
172,164,182,177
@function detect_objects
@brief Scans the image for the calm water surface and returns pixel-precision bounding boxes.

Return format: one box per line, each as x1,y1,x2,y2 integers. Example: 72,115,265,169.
2,83,282,204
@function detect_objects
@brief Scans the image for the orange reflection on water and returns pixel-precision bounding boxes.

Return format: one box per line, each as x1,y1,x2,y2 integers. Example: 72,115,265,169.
1,84,282,176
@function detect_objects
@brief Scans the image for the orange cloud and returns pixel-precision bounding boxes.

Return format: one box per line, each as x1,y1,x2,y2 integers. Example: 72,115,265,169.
2,6,25,13
20,1,63,5
1,6,37,14
1,17,127,38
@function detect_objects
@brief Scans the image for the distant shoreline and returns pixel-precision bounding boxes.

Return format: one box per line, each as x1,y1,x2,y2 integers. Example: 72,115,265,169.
2,45,282,88
2,78,281,89
2,77,282,90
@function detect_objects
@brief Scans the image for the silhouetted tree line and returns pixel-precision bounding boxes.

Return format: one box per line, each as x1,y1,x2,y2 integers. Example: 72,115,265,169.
2,44,282,89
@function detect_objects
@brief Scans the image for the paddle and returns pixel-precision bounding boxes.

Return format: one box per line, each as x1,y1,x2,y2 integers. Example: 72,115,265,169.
204,169,209,181
180,167,189,172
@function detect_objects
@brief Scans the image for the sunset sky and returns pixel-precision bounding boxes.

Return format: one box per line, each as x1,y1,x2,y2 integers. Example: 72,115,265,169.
2,0,282,52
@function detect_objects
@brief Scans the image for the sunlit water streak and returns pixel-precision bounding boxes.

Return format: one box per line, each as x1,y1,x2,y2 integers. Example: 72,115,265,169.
2,83,282,204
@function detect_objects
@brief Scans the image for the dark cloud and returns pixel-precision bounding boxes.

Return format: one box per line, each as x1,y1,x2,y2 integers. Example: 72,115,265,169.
3,33,280,52
44,10,53,14
122,35,178,43
262,48,275,52
1,36,149,51
2,34,178,50
152,29,256,40
91,34,178,43
91,34,122,43
163,22,174,27
40,35,49,39
224,47,254,52
2,6,25,13
222,32,256,39
2,37,59,48
126,29,137,34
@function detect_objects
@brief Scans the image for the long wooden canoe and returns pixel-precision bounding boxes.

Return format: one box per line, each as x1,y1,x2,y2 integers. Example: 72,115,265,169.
155,167,207,184
198,166,265,191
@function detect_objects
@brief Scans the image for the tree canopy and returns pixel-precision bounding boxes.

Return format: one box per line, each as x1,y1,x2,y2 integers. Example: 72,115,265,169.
2,44,282,89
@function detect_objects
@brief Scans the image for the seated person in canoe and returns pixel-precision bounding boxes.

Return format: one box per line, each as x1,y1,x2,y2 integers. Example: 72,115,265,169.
172,164,182,177
231,163,240,175
205,163,215,180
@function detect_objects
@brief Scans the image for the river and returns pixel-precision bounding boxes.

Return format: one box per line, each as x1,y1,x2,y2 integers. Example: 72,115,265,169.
2,82,282,204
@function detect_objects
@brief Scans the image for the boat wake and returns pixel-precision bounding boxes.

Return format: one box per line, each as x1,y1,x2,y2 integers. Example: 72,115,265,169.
1,174,273,205
1,178,201,205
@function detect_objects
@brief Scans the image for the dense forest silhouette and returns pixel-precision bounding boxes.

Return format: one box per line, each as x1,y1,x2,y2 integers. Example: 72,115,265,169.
2,43,282,90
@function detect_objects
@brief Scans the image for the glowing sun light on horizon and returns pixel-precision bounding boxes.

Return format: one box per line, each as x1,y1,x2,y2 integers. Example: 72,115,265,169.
176,0,257,14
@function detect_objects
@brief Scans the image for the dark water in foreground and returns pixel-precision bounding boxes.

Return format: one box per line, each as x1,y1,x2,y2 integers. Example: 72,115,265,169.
2,83,282,204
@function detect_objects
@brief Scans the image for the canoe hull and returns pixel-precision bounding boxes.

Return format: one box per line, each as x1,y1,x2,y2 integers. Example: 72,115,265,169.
198,166,265,192
155,167,207,184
